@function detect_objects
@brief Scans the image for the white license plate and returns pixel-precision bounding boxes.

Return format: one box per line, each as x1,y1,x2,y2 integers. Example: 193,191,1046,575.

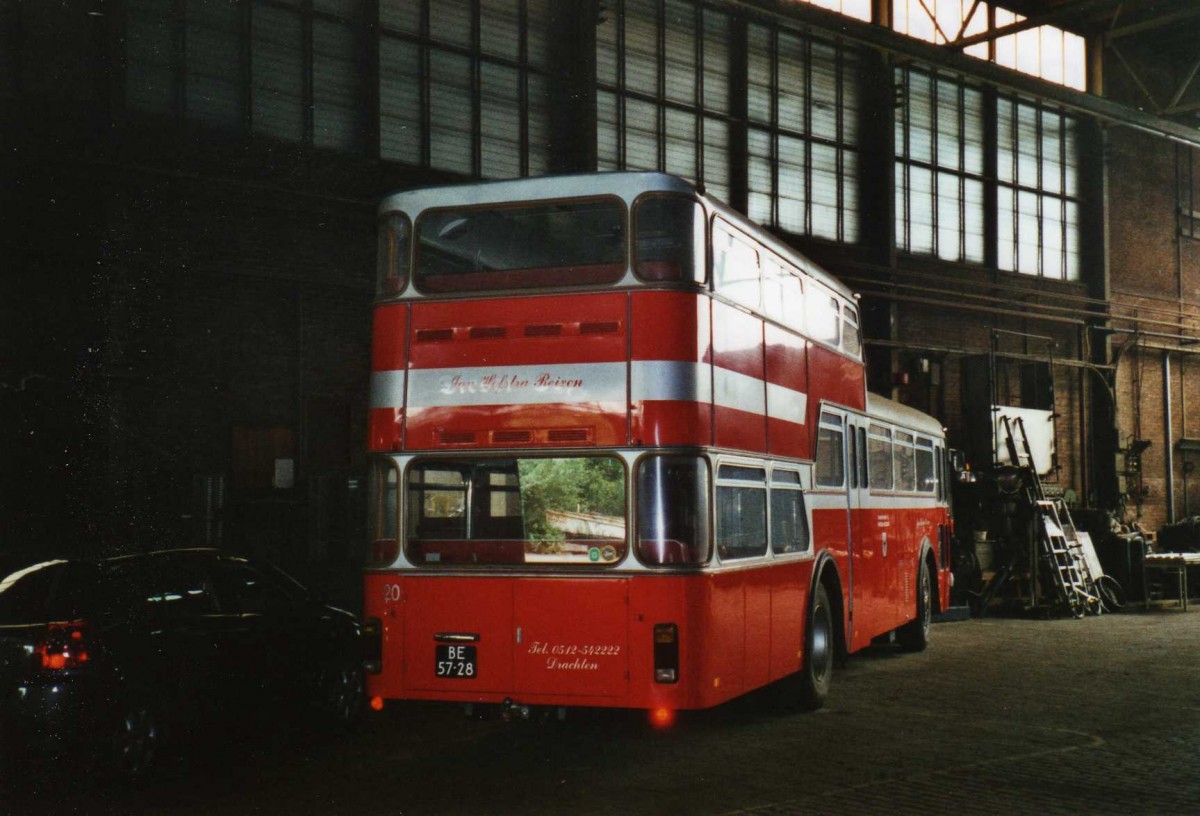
435,644,477,679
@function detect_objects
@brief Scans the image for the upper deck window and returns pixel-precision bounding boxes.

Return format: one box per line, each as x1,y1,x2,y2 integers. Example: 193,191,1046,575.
713,223,761,309
634,196,706,284
414,198,626,293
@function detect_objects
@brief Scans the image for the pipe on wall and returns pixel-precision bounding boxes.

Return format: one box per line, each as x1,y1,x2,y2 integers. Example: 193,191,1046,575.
1165,352,1176,525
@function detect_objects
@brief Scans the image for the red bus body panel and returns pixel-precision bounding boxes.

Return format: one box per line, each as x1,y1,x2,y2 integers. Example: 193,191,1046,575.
364,562,819,710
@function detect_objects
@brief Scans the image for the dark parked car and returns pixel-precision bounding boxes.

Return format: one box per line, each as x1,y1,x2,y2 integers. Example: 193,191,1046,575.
0,548,364,779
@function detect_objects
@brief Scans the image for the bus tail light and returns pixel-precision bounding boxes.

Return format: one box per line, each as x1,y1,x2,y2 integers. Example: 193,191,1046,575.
653,623,679,683
362,617,383,674
36,621,90,671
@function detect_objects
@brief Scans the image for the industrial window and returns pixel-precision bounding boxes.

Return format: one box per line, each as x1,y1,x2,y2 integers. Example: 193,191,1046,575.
892,0,1086,91
596,0,732,203
997,97,1080,281
380,0,553,178
123,0,372,151
747,23,861,242
895,66,985,264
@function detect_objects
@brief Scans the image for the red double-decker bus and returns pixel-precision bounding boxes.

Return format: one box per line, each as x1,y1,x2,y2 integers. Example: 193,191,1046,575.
363,172,952,721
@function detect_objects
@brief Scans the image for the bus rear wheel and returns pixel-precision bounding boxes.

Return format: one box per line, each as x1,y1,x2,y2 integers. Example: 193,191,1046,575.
798,583,834,710
898,560,932,652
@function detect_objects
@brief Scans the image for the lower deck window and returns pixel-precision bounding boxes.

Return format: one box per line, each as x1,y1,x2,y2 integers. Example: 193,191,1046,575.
406,457,627,567
636,456,710,566
716,465,767,560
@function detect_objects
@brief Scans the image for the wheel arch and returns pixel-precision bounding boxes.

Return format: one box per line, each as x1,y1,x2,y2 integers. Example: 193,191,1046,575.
918,537,941,614
808,550,848,664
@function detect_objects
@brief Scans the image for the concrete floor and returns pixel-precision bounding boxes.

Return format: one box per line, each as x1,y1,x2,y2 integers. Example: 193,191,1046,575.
6,604,1198,815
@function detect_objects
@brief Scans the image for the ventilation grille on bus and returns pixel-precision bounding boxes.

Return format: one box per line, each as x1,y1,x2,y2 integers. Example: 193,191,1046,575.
437,428,596,447
469,326,506,339
416,328,454,343
580,321,620,335
438,431,476,445
491,430,533,444
547,428,592,443
413,321,621,343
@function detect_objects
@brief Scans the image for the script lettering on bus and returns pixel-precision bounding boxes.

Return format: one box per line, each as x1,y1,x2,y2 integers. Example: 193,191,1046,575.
526,640,621,671
440,372,586,395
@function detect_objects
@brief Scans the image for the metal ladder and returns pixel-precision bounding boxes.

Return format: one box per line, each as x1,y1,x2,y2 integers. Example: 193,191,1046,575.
1003,415,1101,617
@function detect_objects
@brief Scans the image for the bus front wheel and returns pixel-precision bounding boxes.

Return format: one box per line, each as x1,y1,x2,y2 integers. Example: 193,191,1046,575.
798,583,834,710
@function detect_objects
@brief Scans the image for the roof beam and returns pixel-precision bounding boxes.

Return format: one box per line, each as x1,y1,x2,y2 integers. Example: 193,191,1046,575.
947,0,1129,50
1105,5,1200,43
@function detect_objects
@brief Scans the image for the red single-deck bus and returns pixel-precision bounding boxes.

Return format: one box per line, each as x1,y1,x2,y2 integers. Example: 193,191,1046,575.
363,172,952,719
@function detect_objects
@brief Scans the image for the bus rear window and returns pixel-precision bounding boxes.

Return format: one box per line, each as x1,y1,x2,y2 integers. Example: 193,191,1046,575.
406,457,627,567
414,199,626,293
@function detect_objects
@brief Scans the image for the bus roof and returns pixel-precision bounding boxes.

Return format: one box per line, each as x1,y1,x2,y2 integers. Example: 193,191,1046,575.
378,171,856,302
865,392,946,438
378,171,696,214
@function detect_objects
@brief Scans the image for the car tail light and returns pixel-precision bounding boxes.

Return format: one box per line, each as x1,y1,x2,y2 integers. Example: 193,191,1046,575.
653,623,678,684
36,621,90,671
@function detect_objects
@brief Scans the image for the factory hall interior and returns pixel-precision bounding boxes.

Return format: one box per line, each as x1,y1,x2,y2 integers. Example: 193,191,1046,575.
8,0,1200,604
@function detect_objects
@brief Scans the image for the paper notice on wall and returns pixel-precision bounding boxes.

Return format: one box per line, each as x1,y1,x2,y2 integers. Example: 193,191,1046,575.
273,458,295,489
993,406,1056,475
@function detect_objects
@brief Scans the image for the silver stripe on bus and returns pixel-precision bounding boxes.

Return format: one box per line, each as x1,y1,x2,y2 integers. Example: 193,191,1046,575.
766,381,808,425
377,361,809,426
713,366,766,415
630,360,711,402
407,362,627,408
370,370,406,410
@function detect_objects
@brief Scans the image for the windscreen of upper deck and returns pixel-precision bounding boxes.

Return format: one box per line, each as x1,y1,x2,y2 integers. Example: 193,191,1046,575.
413,198,627,293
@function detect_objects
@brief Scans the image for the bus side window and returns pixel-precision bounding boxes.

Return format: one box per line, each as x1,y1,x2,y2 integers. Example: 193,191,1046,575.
868,424,893,491
916,438,936,493
377,213,411,297
716,465,767,560
842,305,862,358
815,412,845,488
713,224,761,309
847,425,858,489
636,456,711,566
807,290,841,346
895,431,916,492
634,196,705,283
770,470,809,554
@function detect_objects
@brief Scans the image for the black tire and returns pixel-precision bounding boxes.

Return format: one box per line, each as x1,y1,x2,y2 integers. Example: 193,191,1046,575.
315,656,365,731
798,583,834,711
105,694,160,782
1097,575,1126,613
898,559,932,652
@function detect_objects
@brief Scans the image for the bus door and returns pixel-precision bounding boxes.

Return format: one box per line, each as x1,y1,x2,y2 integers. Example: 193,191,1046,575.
845,416,871,651
814,409,854,647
